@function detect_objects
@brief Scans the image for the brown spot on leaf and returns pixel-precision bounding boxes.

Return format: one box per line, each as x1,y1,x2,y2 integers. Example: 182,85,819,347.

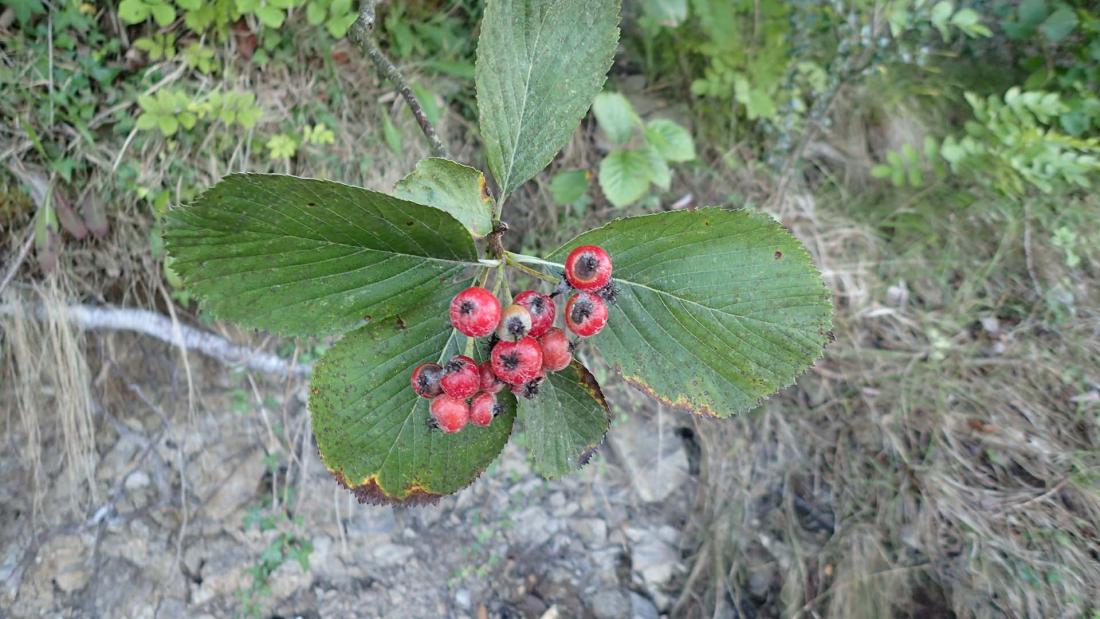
478,175,491,203
307,202,317,208
395,316,406,330
331,471,442,506
774,250,783,259
363,315,373,322
621,371,718,417
406,220,415,226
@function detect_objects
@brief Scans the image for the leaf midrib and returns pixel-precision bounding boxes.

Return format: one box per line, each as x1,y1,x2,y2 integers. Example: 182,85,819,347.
171,223,481,269
498,4,552,191
533,257,825,326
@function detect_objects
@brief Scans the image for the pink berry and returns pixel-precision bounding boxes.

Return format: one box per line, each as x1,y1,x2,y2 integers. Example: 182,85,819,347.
449,287,501,337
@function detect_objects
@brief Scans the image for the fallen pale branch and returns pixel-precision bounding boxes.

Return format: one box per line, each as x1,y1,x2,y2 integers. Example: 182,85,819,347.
0,303,310,378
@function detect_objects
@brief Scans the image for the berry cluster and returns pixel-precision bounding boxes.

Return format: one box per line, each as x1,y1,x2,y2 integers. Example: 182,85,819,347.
409,245,616,434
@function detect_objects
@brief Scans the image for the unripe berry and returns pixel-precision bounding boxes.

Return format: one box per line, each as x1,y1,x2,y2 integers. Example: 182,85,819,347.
478,361,506,394
410,362,444,398
538,327,572,372
491,335,543,385
514,290,556,338
564,245,612,291
470,392,501,427
496,303,533,342
510,370,546,399
450,287,501,338
565,292,608,337
429,395,469,433
440,355,479,398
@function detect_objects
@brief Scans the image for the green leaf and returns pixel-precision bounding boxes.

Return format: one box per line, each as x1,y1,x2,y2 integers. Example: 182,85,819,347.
642,0,687,26
644,119,696,162
381,113,403,155
549,169,591,205
476,0,620,196
118,0,150,23
393,158,494,238
254,5,285,28
306,1,326,25
547,208,832,417
164,175,480,336
1039,7,1078,42
930,1,953,39
598,149,653,207
641,146,671,191
326,12,357,38
516,361,610,478
149,2,176,26
310,302,517,504
592,92,639,145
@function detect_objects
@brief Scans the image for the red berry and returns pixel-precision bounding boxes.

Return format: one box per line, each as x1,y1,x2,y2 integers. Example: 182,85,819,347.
491,335,543,385
470,392,500,427
478,361,506,394
564,245,612,291
410,362,444,398
510,370,546,399
565,292,608,337
450,287,501,338
514,290,556,338
440,355,479,398
429,395,469,433
539,327,572,372
496,303,533,342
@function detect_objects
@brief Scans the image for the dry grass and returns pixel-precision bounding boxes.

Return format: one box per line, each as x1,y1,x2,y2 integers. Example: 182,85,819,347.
675,93,1100,618
2,279,99,524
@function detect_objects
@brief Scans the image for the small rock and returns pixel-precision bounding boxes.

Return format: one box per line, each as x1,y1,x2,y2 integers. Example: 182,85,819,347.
632,537,680,589
549,492,566,509
590,589,629,619
608,414,690,503
455,588,471,609
512,506,556,547
124,470,151,490
371,543,415,565
747,562,775,599
36,534,89,593
205,449,265,522
569,518,608,547
268,559,312,602
630,591,659,619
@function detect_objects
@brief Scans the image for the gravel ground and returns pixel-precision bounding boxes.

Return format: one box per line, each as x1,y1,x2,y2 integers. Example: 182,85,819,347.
1,331,698,618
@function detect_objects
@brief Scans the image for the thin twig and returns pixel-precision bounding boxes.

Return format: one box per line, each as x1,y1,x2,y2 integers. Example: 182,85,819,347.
0,226,35,297
349,0,450,159
0,302,310,377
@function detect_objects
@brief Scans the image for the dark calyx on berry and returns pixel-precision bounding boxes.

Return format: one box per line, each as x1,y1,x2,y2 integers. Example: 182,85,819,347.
496,303,532,342
512,374,545,399
564,244,612,291
411,362,443,398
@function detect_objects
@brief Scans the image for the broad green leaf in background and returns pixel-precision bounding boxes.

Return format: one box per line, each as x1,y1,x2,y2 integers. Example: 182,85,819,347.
1039,7,1078,43
164,175,480,336
516,361,610,478
381,112,403,155
550,169,591,205
643,0,687,27
641,146,671,191
393,158,494,238
476,0,620,196
599,149,653,207
548,208,832,417
593,92,640,145
310,302,517,504
644,119,696,162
